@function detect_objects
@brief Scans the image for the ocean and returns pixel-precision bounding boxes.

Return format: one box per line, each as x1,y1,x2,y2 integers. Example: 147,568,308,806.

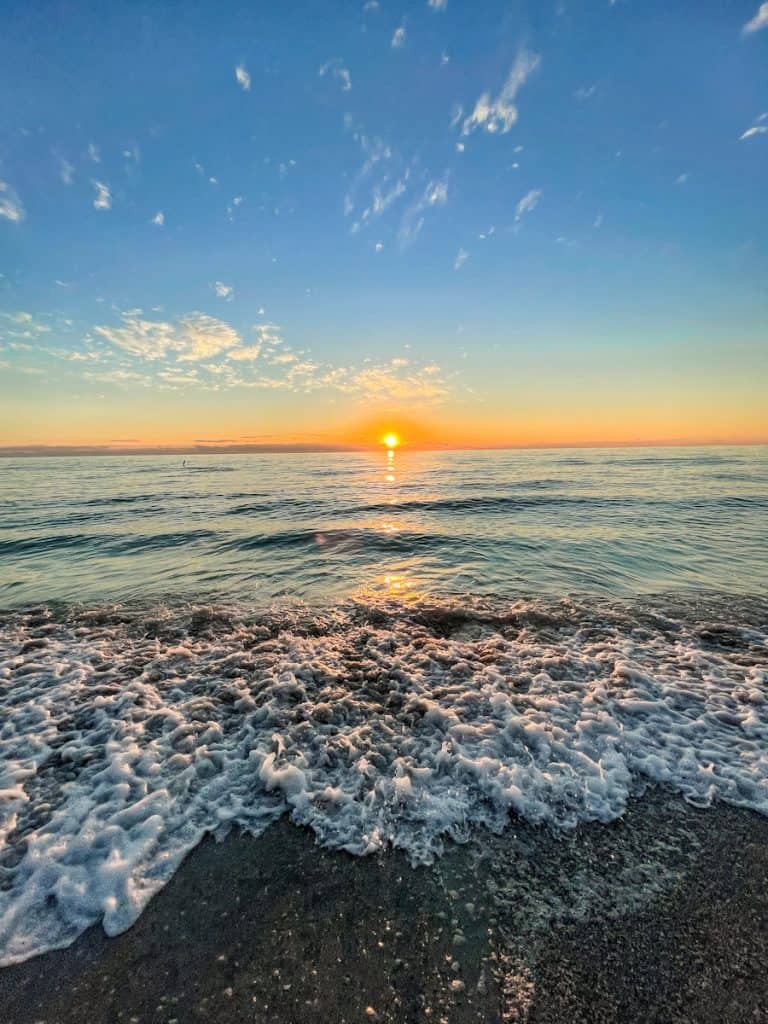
1,446,767,966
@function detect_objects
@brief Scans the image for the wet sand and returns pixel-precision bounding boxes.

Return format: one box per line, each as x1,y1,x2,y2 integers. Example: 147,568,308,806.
1,789,767,1024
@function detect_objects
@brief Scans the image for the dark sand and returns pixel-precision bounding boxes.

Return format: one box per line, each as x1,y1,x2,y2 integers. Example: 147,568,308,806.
1,789,767,1024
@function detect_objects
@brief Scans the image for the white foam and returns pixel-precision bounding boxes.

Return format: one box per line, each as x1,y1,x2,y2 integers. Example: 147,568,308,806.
0,595,766,964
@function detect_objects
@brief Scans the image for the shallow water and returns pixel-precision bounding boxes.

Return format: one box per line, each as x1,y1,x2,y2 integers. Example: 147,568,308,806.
1,446,767,604
0,447,767,965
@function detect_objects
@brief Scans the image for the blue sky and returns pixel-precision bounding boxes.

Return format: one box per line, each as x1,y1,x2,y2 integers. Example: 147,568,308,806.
0,0,766,447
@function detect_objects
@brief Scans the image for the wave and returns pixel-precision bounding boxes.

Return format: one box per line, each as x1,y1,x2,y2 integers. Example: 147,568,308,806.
0,591,766,965
226,493,768,518
0,530,219,557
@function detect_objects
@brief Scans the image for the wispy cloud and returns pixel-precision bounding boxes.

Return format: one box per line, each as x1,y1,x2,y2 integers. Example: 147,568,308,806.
740,113,768,139
398,175,449,245
344,132,413,233
428,0,447,9
87,142,101,163
515,188,542,222
92,181,112,210
319,57,352,92
214,281,234,301
675,172,689,185
59,159,75,185
0,311,51,339
461,49,540,137
574,84,597,101
391,25,406,48
235,64,251,91
95,313,242,362
89,312,450,402
0,181,25,222
151,211,165,226
453,247,469,271
743,3,768,34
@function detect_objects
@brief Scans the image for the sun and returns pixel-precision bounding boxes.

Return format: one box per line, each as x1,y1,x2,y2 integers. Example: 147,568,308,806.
382,432,400,450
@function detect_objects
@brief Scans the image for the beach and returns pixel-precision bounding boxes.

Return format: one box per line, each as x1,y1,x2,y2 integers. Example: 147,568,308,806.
1,790,767,1023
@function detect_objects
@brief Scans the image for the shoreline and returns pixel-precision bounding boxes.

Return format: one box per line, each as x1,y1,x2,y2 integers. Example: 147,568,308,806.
2,789,767,1023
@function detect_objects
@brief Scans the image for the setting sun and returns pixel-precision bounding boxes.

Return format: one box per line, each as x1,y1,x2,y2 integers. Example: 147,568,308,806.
382,433,400,450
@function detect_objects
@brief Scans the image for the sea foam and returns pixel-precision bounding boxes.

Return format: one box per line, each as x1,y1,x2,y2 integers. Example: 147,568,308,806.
0,594,766,965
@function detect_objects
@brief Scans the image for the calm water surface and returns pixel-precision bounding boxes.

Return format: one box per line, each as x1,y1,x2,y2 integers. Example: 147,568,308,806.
1,446,766,605
2,446,768,966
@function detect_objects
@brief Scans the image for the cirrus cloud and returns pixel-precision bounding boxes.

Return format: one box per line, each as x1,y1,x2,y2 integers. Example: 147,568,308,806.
461,49,540,137
0,181,25,222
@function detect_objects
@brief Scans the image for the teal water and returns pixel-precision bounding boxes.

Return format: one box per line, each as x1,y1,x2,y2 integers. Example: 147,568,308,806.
1,446,768,965
1,446,767,605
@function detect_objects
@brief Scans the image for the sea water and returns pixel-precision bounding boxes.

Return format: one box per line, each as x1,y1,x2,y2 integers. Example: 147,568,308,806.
0,447,767,964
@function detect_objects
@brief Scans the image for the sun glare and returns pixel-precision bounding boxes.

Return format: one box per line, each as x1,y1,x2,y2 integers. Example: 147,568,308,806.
382,432,400,450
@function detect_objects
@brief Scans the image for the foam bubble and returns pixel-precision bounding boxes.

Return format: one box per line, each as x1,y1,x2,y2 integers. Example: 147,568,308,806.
0,593,766,964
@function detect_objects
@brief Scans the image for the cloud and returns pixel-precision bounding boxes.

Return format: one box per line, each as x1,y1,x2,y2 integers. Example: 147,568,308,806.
398,174,449,244
461,49,540,137
319,58,352,92
391,25,406,48
92,181,112,210
740,114,768,140
344,133,413,232
88,311,450,403
0,312,52,340
59,159,75,185
0,181,25,222
675,173,689,185
95,313,242,362
372,177,408,215
235,64,251,91
428,0,447,9
515,188,542,221
743,3,768,33
214,281,234,301
453,247,469,270
87,142,101,163
151,211,165,226
574,84,597,101
227,345,263,361
339,361,449,402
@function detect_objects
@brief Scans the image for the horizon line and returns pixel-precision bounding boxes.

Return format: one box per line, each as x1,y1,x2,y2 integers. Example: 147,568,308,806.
1,438,766,457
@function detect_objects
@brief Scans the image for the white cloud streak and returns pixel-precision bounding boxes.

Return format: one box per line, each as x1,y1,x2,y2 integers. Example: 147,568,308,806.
0,181,25,222
453,248,469,271
515,188,542,221
95,313,242,362
461,49,540,136
743,3,768,34
235,64,251,91
90,313,451,402
59,159,75,185
214,281,234,301
319,58,352,92
398,174,449,245
391,25,406,48
92,181,112,211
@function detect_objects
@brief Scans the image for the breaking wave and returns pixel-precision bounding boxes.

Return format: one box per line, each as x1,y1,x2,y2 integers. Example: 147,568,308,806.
1,591,766,965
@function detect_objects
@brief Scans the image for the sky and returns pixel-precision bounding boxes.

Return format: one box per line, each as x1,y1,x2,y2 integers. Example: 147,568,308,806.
0,0,766,451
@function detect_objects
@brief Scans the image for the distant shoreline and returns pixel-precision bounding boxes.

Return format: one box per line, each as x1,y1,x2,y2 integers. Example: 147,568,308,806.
1,440,766,457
